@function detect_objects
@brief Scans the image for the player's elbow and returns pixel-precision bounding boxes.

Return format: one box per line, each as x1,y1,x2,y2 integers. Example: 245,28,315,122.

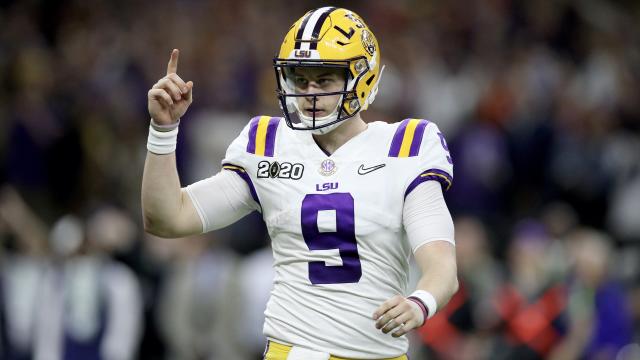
438,273,459,309
143,219,180,238
142,210,177,238
448,258,460,298
142,212,165,237
142,203,201,238
450,276,460,296
441,260,459,303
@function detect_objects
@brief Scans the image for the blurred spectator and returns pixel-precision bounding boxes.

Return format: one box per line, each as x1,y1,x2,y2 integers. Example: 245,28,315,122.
156,235,239,360
0,186,48,360
230,245,275,360
32,211,143,360
417,217,503,360
447,119,512,230
551,228,634,359
491,220,567,360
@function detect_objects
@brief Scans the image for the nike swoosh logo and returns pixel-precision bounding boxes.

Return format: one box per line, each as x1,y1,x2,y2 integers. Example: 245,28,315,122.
358,164,386,175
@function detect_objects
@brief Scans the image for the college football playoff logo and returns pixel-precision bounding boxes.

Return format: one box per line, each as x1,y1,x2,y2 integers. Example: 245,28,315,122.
257,161,304,180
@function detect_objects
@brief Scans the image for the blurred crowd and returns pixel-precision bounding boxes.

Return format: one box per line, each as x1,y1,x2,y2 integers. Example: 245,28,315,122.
1,0,639,359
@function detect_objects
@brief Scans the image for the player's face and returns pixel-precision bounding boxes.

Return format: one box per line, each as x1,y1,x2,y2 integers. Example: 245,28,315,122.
291,67,346,118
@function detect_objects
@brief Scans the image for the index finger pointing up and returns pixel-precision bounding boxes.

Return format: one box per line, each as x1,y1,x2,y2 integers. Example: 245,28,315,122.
167,49,179,75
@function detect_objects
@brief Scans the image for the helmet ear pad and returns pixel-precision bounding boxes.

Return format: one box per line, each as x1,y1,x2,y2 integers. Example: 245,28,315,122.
364,64,385,109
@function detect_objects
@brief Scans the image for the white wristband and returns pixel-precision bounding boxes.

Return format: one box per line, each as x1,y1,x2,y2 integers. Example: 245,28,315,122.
147,124,178,154
409,290,437,319
150,119,180,132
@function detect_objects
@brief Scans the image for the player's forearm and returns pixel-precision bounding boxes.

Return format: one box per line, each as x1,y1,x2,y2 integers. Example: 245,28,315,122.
374,241,458,336
403,182,458,315
143,49,197,237
141,152,188,237
415,257,459,311
413,241,459,316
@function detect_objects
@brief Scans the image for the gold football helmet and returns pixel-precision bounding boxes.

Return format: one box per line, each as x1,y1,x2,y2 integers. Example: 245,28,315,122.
274,7,383,133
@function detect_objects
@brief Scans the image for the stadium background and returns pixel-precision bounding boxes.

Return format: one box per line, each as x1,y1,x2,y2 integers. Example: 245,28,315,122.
0,0,639,359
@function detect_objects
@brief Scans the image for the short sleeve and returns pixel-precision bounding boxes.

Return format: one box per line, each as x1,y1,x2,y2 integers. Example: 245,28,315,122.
184,116,273,233
220,116,281,208
403,181,455,253
399,121,454,198
185,170,259,233
223,115,281,165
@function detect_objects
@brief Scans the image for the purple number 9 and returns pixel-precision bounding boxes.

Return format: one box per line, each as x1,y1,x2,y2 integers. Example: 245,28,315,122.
301,193,362,284
437,132,453,164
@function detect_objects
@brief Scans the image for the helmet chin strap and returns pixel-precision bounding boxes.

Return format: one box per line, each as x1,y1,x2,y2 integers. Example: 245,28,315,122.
307,121,343,135
292,94,345,134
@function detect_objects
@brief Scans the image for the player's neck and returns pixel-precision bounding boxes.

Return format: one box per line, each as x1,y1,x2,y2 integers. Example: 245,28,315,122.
313,114,367,155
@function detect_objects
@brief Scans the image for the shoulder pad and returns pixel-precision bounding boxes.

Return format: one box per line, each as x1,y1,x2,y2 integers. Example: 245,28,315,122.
246,116,282,157
388,118,429,157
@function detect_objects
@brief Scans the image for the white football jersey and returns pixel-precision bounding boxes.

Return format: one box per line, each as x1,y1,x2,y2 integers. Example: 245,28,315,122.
220,116,453,358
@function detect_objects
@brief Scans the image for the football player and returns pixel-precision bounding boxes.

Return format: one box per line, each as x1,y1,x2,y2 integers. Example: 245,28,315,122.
142,7,458,360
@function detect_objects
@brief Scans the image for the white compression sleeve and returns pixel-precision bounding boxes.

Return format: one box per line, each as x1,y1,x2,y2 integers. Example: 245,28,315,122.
185,170,259,233
403,181,455,252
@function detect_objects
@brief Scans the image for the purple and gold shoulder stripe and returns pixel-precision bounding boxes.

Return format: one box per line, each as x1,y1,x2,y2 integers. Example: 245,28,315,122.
246,116,281,157
405,168,453,198
221,163,261,207
388,119,429,158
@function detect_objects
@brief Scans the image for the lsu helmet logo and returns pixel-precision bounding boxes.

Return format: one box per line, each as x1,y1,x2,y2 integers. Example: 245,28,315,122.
294,50,312,58
361,29,376,56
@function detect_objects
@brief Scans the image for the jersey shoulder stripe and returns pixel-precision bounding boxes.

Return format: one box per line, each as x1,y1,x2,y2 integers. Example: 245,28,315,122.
246,116,281,157
388,118,429,157
405,168,453,198
221,163,261,207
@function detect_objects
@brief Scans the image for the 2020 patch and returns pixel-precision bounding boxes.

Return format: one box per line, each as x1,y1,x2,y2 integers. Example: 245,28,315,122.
257,161,304,180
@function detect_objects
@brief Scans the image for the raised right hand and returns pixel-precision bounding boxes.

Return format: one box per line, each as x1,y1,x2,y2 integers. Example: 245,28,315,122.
148,49,194,125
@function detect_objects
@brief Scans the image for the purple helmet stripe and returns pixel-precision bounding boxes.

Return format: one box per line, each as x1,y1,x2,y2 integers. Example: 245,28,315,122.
408,120,429,156
309,7,338,50
388,119,411,157
294,11,313,50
